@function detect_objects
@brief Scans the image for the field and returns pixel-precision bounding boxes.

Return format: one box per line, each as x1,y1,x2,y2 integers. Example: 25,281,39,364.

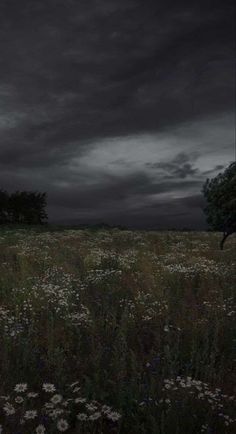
0,228,235,433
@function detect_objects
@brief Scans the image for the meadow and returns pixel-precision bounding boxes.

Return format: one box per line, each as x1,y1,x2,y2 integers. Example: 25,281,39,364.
0,227,235,433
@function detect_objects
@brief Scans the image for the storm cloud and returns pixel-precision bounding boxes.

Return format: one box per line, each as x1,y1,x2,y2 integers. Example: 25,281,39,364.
0,0,235,228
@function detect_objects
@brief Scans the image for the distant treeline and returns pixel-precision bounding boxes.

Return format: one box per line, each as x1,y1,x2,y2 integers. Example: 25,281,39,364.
0,190,47,225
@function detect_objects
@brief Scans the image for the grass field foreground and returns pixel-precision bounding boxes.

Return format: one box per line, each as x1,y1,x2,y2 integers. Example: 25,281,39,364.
0,228,235,433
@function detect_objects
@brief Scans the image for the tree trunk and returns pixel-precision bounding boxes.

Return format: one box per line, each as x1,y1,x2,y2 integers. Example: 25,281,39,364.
220,232,230,250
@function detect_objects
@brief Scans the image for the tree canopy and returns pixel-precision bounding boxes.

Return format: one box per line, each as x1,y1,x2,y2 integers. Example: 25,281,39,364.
202,162,236,249
0,190,47,225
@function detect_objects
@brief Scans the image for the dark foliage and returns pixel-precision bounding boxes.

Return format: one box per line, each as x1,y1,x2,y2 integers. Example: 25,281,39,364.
0,190,9,224
203,162,236,249
0,190,47,225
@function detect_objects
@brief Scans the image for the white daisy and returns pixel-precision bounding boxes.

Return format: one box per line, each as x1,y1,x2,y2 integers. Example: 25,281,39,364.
28,392,39,398
49,408,64,419
74,397,86,404
45,402,54,409
24,410,37,419
70,381,80,388
51,394,63,405
57,418,69,432
102,405,111,414
106,411,121,422
42,383,56,393
14,383,27,393
88,411,101,420
86,403,97,412
15,396,24,403
3,403,16,416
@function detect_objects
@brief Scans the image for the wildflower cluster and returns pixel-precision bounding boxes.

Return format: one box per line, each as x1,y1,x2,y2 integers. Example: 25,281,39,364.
119,292,168,322
163,257,232,277
202,296,235,317
0,381,122,432
161,377,236,427
86,268,122,284
0,305,25,338
0,228,235,434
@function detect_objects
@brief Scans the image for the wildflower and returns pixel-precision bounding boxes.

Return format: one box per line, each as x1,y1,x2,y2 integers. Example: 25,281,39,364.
45,402,54,409
28,392,39,398
51,394,63,405
3,402,15,415
14,383,27,393
77,413,87,421
74,397,86,404
70,381,79,388
72,386,80,393
106,411,121,422
36,425,46,434
102,405,111,414
86,403,97,412
57,418,69,431
24,410,37,419
89,411,101,420
49,408,64,419
15,396,24,403
43,383,56,393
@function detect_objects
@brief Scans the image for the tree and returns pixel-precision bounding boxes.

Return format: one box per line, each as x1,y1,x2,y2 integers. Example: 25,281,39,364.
202,162,236,249
0,190,9,224
0,190,48,225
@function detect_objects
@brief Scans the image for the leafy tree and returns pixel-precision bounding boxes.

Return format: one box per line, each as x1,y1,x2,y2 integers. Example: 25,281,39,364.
0,190,9,224
202,162,236,249
0,190,48,225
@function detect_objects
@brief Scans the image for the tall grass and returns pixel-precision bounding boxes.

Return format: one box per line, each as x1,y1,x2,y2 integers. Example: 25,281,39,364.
0,228,235,433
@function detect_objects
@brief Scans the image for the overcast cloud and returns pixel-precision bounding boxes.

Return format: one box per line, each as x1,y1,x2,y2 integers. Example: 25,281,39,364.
0,0,235,228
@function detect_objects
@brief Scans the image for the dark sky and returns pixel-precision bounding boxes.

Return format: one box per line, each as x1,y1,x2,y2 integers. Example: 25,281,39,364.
0,0,235,228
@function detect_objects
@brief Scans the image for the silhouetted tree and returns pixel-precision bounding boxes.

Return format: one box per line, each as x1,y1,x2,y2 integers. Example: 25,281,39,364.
0,190,47,225
0,190,9,224
202,162,236,249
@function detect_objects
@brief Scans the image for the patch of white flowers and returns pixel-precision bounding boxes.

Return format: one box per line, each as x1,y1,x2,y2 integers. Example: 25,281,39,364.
0,380,122,432
202,296,235,317
160,377,236,428
164,258,233,277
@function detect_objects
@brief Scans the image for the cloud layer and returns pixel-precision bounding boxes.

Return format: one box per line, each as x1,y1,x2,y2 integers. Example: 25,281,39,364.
0,0,235,227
